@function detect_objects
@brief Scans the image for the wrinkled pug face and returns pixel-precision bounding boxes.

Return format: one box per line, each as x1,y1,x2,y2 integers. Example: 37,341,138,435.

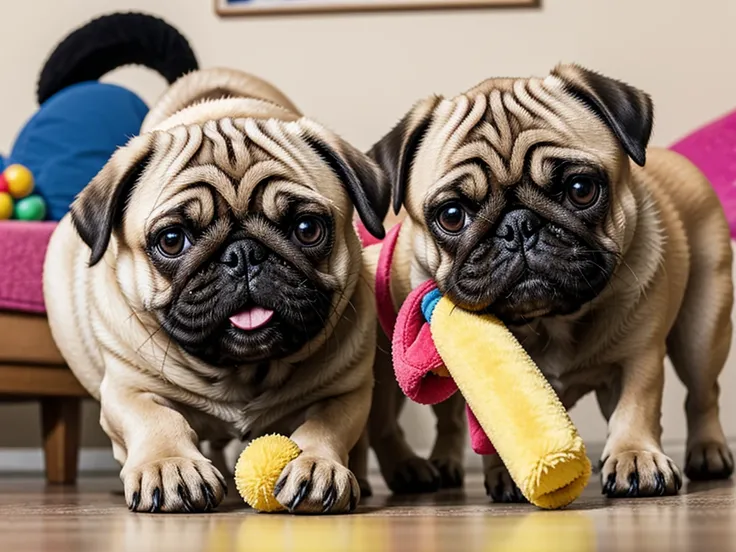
71,118,388,365
370,63,653,324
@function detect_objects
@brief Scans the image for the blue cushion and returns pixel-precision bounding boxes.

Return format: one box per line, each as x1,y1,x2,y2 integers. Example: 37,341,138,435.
7,82,148,221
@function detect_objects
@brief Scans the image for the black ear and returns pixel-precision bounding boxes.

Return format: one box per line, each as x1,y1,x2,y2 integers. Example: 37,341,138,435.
305,134,390,239
552,64,653,166
368,96,441,215
70,134,154,266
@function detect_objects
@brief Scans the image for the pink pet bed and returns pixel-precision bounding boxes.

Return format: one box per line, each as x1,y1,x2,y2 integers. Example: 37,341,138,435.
0,221,56,314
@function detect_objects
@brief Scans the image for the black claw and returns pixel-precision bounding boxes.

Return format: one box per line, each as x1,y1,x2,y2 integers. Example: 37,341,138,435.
150,487,162,513
204,483,218,510
603,473,616,496
130,491,141,512
201,484,213,512
655,471,666,496
701,453,709,476
627,461,641,498
288,463,315,512
273,475,288,499
178,485,194,513
218,474,229,496
322,469,338,513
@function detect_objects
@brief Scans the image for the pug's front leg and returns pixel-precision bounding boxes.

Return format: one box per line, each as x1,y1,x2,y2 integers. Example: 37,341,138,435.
99,372,227,513
274,379,371,514
599,349,683,497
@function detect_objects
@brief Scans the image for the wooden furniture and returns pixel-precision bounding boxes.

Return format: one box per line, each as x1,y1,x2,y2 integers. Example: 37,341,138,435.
0,312,87,484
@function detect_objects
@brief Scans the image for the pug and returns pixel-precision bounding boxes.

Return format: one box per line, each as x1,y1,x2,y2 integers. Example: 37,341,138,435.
360,63,734,499
42,68,389,513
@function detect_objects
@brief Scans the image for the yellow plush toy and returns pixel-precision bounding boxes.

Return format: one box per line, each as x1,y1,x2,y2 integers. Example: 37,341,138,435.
234,434,302,512
391,281,591,509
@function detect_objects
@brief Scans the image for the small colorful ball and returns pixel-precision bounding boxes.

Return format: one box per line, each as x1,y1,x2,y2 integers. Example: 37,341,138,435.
14,195,47,221
234,434,302,512
3,164,35,199
0,173,8,194
0,192,13,220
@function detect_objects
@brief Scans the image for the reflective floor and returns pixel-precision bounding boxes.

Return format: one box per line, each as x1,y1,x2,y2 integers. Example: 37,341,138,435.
0,473,734,551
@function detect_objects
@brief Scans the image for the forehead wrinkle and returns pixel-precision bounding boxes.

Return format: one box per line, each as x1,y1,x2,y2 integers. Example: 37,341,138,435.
237,160,297,209
450,140,504,188
514,79,575,141
202,119,251,178
529,147,600,186
266,120,315,178
487,89,514,157
506,128,561,186
261,181,331,220
438,95,487,168
241,119,310,183
143,166,232,232
430,164,489,204
502,90,536,128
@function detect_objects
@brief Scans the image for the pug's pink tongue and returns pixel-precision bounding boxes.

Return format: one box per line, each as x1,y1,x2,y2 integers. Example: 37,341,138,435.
229,307,274,330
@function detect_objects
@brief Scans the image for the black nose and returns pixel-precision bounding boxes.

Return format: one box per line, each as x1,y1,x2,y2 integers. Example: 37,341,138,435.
496,209,543,251
221,239,268,278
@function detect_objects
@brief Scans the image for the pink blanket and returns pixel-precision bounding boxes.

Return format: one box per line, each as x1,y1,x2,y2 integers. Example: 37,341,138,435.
0,221,56,314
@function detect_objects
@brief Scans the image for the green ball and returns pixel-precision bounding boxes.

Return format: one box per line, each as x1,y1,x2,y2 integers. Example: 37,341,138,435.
15,195,47,221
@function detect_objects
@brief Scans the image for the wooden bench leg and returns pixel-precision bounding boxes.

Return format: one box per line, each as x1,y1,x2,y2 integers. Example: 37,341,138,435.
41,397,81,485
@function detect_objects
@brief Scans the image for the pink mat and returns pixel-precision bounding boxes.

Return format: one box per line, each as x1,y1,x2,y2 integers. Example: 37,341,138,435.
670,109,736,239
0,221,56,314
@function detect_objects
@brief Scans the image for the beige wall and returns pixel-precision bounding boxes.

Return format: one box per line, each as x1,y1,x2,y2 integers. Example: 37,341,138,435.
2,0,736,459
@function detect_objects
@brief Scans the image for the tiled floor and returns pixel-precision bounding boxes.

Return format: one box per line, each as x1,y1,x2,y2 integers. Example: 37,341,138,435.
0,473,734,551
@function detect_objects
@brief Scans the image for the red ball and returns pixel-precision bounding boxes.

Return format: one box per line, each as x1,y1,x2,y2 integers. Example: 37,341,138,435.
0,173,8,194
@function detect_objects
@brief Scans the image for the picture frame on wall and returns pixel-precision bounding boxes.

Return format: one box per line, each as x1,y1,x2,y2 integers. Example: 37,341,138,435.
215,0,538,17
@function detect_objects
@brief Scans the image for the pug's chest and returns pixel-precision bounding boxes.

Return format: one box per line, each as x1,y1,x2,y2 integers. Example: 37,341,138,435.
510,324,612,409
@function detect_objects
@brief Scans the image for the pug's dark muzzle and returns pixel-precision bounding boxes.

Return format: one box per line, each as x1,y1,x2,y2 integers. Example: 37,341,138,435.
448,208,615,323
159,237,334,365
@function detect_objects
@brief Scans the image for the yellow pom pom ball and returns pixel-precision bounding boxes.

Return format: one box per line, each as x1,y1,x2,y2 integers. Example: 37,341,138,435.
234,434,301,512
0,192,13,220
4,164,35,199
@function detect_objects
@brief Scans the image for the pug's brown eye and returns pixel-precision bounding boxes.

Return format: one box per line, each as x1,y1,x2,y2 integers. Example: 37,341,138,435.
437,202,468,234
292,216,325,246
156,227,191,257
566,176,599,208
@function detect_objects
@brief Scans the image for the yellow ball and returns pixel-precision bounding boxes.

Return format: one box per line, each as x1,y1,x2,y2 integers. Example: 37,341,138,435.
0,192,13,220
234,434,301,512
4,164,35,199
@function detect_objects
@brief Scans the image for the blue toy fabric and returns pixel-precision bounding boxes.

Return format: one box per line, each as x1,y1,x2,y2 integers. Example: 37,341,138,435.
420,288,443,323
7,82,148,221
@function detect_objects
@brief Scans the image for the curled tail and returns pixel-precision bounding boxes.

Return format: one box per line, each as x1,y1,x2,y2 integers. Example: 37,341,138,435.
37,12,198,104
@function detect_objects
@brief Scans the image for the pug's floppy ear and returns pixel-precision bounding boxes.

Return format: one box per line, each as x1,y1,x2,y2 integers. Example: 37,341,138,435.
70,133,154,266
368,95,441,215
304,133,390,239
552,63,653,166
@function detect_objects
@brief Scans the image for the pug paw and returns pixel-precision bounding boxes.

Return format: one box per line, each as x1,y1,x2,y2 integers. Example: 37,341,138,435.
430,456,465,488
484,464,527,503
274,456,360,514
387,456,441,494
601,450,682,498
122,457,227,513
685,441,734,481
